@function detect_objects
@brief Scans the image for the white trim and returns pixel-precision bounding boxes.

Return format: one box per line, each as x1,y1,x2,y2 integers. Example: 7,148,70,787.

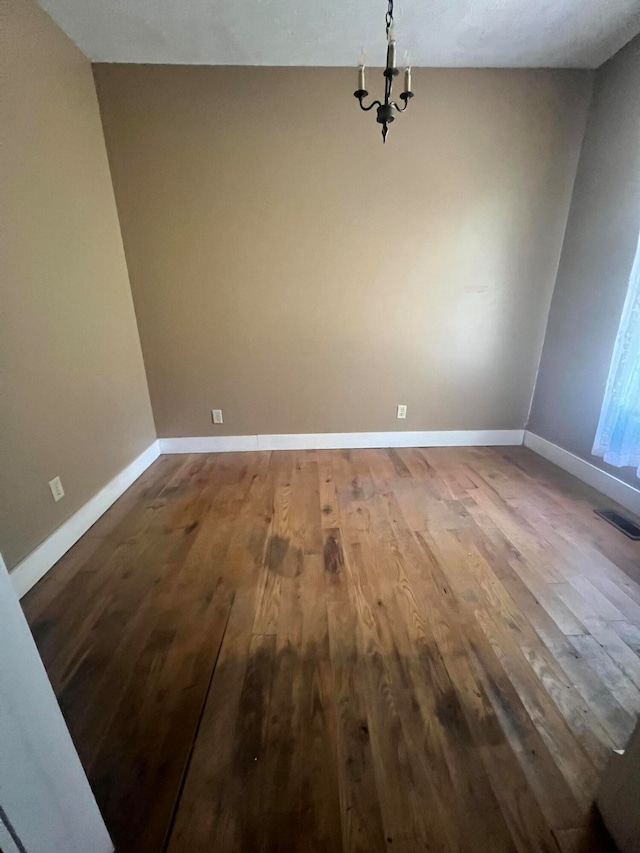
524,431,640,516
159,435,259,453
159,430,524,454
10,429,638,601
0,556,115,853
10,441,160,599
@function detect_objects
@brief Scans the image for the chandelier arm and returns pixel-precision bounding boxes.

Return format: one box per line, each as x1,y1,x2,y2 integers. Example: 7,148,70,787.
356,96,383,112
390,100,409,112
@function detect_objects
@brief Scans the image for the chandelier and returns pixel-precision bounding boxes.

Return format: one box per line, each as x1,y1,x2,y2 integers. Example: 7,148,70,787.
354,0,414,143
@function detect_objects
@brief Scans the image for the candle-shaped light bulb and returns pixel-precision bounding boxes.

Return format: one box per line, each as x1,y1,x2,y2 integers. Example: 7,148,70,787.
404,66,412,93
386,29,397,69
358,64,366,91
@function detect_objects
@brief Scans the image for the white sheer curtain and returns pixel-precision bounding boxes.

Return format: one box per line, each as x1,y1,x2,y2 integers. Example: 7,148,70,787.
593,234,640,476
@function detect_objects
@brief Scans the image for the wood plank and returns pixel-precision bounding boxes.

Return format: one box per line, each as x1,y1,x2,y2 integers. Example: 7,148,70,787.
89,579,233,852
328,597,387,852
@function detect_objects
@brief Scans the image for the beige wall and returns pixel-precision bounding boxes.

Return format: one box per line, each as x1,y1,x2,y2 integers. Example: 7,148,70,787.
528,35,640,488
0,0,156,569
94,65,592,439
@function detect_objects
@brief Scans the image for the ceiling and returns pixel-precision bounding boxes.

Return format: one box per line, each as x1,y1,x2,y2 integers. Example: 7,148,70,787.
39,0,640,67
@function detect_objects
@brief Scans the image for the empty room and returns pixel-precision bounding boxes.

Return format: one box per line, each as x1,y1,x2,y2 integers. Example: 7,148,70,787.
3,0,640,850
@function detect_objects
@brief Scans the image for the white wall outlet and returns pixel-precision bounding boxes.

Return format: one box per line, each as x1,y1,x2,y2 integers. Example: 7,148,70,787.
397,404,407,420
49,476,65,502
212,409,224,424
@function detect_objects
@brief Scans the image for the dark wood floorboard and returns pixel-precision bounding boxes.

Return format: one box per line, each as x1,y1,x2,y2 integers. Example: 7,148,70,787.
21,446,640,852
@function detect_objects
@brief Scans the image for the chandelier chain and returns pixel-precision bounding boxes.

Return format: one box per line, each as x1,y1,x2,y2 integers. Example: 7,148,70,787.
385,0,394,38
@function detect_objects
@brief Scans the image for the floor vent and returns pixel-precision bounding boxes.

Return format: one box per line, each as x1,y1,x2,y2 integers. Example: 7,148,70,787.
594,509,640,540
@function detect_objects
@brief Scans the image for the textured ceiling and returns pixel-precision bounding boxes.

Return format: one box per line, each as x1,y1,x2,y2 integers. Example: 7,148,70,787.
38,0,640,67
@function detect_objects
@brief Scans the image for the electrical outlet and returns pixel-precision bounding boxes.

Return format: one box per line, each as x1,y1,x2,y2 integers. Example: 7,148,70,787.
212,409,224,425
49,476,65,502
397,404,407,420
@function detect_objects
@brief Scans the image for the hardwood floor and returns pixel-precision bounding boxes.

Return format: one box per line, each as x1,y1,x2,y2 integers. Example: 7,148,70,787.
21,446,640,852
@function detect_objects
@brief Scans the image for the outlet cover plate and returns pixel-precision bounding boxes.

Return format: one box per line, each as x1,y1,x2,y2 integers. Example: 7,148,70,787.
212,409,224,424
397,404,407,419
49,476,65,502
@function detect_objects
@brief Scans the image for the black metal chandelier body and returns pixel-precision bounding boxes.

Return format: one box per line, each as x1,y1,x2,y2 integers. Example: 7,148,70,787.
354,0,414,143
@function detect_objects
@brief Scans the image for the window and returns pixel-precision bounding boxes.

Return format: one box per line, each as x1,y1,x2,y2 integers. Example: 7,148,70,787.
593,234,640,476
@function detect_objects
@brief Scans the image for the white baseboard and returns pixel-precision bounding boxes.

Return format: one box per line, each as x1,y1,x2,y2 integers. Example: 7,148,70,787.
159,430,524,454
13,428,636,600
10,441,161,599
524,431,640,516
9,427,636,601
159,435,259,453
